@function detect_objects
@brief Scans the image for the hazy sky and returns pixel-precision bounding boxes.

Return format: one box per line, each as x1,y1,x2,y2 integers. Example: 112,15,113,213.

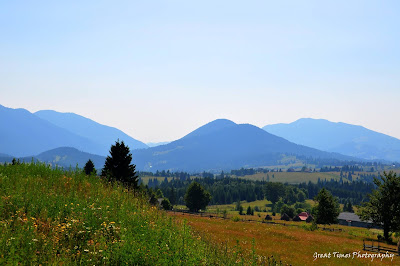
1,1,400,142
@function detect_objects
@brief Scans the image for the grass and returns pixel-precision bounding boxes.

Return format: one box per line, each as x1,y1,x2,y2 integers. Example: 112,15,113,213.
0,163,255,265
169,212,400,265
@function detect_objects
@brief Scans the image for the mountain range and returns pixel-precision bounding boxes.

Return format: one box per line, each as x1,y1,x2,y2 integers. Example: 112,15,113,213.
263,118,400,162
131,119,353,172
35,110,148,155
2,104,400,172
0,105,146,157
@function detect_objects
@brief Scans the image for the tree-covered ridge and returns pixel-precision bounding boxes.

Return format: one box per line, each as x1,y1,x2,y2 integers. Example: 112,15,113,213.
147,175,375,207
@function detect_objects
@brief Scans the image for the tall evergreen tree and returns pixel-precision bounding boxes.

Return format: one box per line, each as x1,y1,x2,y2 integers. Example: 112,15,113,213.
184,181,211,212
84,159,95,175
101,140,139,189
358,171,400,241
313,188,340,224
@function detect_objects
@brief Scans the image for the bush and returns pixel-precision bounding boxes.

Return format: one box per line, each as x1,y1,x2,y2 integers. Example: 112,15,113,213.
231,216,241,222
280,204,296,218
161,198,172,210
302,222,318,231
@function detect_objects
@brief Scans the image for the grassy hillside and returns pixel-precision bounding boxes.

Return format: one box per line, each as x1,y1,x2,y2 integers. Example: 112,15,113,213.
0,163,246,265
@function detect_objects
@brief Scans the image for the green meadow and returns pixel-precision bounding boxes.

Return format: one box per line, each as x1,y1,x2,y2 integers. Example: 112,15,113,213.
0,163,252,265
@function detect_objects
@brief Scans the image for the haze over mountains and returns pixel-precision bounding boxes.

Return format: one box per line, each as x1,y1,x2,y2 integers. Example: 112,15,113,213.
0,105,102,157
132,119,354,172
33,147,106,170
35,110,148,155
146,142,171,147
0,105,146,158
2,104,400,171
263,118,400,162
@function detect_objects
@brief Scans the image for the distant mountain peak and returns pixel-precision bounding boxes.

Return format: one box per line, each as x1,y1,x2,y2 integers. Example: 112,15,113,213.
263,118,400,162
0,105,103,157
132,118,352,172
35,109,148,154
183,118,237,139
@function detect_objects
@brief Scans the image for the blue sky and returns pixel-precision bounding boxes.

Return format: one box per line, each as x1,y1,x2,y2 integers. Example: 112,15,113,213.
1,1,400,142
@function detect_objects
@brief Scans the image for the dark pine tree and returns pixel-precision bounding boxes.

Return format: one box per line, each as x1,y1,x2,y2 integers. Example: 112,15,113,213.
101,140,139,189
313,188,340,225
184,181,211,212
84,159,95,175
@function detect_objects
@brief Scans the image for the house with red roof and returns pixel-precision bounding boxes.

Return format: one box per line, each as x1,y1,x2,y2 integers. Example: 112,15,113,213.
298,212,309,221
293,212,313,222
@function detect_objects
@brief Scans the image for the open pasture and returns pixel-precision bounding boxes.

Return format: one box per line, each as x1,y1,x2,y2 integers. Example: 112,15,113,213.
169,212,399,265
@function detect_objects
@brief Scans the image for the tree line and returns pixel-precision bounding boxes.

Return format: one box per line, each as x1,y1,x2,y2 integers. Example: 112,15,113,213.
147,176,374,207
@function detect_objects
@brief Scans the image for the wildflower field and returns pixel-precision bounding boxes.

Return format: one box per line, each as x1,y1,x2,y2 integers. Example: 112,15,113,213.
0,163,251,265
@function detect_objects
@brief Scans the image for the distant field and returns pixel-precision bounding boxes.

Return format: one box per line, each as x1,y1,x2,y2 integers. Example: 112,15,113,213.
207,199,272,215
141,172,343,186
174,199,336,221
169,212,399,265
140,169,400,186
236,172,342,184
235,169,400,184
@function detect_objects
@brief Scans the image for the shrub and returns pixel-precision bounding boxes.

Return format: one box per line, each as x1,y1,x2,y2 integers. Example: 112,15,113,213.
223,210,228,219
280,204,295,218
231,216,241,222
161,198,172,210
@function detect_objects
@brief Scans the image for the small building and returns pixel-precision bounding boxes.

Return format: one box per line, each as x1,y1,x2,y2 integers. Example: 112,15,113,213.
293,212,313,222
298,212,310,221
338,212,380,229
293,215,301,221
281,213,290,221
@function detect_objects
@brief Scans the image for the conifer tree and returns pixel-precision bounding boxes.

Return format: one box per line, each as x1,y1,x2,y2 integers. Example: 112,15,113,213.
84,159,95,175
184,181,211,212
313,188,340,224
102,140,139,189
